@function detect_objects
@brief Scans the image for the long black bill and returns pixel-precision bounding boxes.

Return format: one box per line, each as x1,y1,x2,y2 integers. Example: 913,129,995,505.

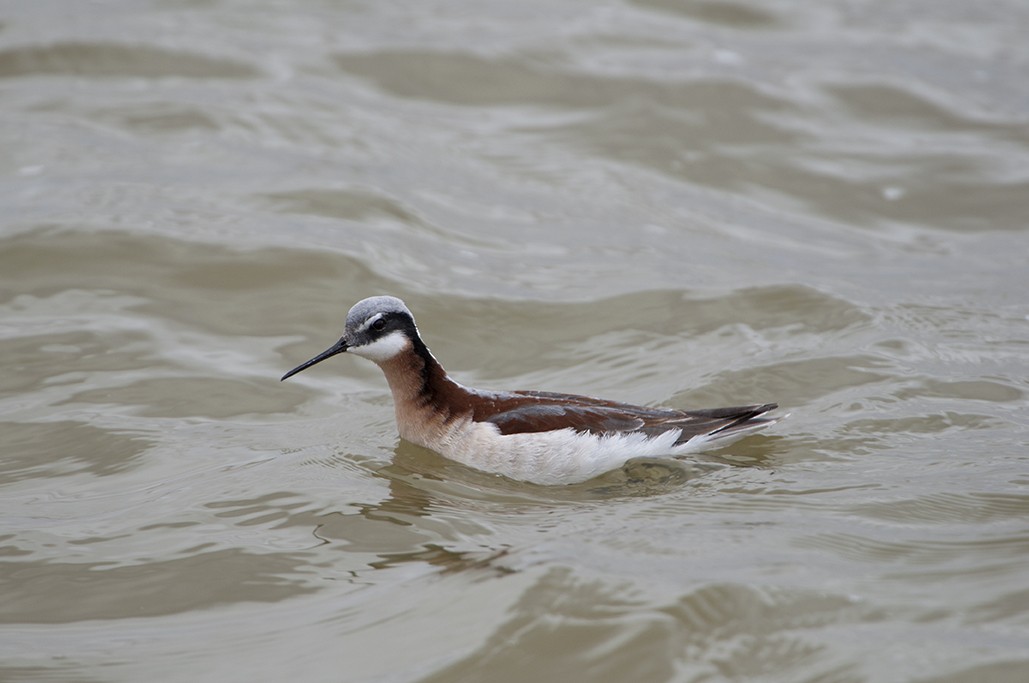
280,338,349,381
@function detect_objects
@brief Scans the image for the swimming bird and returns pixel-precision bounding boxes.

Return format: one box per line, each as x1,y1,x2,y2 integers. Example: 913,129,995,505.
281,296,780,485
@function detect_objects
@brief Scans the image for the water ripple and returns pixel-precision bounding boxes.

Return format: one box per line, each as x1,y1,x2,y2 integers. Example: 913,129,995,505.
0,42,261,80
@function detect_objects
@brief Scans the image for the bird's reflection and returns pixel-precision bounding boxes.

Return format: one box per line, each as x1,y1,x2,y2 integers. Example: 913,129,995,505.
309,434,782,576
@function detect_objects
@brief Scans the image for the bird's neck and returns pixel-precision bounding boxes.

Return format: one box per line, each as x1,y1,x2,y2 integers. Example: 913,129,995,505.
375,337,469,444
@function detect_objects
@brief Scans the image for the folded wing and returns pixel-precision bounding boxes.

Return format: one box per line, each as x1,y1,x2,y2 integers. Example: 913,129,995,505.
478,390,777,445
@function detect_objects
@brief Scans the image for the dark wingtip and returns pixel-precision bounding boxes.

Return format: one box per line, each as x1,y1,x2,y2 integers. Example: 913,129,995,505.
708,402,781,435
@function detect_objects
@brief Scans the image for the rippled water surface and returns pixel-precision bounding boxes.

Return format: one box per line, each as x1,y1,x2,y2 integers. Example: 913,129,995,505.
2,1,1028,681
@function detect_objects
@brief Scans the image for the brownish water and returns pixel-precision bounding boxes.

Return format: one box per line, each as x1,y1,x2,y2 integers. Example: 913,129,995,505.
2,1,1028,681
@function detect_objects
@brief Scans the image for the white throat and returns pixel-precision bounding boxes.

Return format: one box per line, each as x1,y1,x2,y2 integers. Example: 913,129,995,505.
348,330,409,363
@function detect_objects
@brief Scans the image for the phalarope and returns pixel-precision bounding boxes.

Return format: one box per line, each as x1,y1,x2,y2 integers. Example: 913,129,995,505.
282,295,780,485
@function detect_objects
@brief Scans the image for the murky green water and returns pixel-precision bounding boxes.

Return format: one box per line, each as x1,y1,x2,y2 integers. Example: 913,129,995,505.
2,1,1028,681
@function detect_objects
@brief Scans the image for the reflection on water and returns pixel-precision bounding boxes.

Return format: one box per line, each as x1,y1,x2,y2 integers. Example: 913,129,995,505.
2,0,1029,680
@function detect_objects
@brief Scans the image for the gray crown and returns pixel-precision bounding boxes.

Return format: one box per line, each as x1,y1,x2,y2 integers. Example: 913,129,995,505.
345,295,413,333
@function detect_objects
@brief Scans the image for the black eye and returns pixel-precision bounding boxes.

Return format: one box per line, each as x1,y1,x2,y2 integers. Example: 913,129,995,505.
370,318,387,332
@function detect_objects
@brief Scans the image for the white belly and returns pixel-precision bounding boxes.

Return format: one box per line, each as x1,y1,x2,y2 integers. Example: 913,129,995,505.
423,417,703,485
